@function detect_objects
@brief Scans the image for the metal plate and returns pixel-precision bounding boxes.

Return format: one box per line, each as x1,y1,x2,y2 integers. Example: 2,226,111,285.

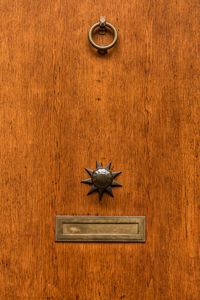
55,216,145,242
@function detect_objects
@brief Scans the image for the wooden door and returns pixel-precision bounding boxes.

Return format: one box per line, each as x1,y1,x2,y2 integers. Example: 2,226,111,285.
1,1,199,299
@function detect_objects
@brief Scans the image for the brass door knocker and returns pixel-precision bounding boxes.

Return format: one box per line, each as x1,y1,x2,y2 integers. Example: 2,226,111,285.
88,16,118,54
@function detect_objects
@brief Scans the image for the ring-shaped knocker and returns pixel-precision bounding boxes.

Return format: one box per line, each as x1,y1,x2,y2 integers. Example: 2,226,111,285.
88,16,118,54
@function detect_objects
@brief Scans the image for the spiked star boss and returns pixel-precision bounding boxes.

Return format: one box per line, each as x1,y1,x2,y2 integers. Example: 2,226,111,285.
81,161,122,200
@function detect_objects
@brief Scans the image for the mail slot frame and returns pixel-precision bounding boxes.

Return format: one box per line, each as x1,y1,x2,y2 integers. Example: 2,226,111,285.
55,216,146,242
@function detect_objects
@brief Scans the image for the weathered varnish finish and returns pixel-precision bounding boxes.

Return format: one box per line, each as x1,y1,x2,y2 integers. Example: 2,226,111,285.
1,1,200,299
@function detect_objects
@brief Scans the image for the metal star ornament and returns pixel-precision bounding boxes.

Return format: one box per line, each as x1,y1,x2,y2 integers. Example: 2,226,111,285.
81,161,122,200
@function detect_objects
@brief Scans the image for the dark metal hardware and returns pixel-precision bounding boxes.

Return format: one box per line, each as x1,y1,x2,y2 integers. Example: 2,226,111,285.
81,161,122,200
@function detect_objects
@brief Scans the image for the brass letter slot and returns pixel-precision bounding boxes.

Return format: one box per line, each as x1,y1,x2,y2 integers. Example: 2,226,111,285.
55,216,145,242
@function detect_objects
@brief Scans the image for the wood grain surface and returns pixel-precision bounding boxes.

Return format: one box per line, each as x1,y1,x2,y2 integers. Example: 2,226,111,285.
1,0,200,299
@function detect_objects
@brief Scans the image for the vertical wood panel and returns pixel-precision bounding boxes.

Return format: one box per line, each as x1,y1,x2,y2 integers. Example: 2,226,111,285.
0,0,199,299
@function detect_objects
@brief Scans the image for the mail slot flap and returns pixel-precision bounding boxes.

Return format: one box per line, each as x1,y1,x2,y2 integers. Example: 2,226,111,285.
55,216,145,242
